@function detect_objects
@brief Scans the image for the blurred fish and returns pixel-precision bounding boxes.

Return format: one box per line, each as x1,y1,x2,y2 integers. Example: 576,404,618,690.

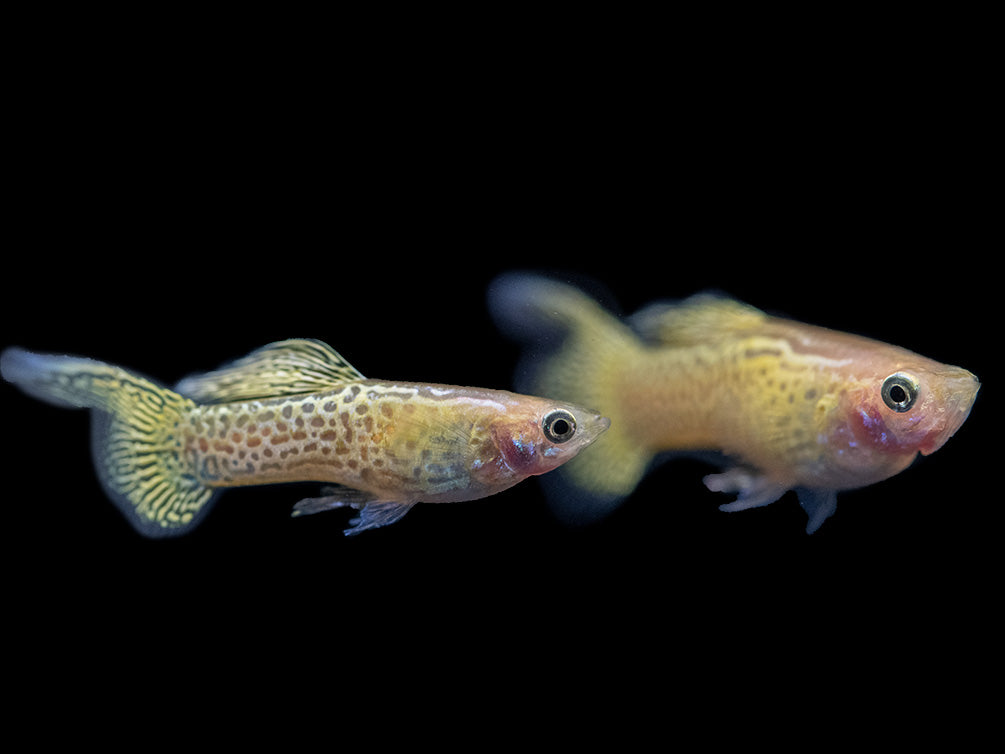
489,273,979,533
1,339,608,536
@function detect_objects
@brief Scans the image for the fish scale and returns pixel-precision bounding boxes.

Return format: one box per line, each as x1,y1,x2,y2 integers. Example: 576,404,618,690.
183,382,490,497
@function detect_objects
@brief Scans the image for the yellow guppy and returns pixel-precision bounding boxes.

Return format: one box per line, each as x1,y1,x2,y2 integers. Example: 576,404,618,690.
490,273,979,533
1,339,609,536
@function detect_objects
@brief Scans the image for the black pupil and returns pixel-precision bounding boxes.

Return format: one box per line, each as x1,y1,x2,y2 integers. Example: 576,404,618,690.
551,418,571,436
889,384,908,404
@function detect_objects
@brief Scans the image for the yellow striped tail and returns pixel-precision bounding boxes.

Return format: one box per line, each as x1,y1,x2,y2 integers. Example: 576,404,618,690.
2,348,215,537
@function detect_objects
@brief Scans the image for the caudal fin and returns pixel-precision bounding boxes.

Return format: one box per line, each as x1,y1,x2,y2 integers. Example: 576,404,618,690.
1,347,216,537
488,273,652,523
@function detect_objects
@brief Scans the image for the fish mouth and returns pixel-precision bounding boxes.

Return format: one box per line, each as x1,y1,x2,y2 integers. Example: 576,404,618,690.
581,414,611,445
919,370,980,456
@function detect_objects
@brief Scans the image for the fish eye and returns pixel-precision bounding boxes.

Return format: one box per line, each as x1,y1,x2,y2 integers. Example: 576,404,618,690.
543,409,577,443
881,372,919,412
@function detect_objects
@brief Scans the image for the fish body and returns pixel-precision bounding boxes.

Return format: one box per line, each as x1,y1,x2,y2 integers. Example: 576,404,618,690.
182,381,591,503
1,339,609,536
490,274,979,533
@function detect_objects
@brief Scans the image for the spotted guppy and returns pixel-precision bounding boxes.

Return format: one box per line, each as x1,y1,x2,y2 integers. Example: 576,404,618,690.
490,273,979,533
1,339,608,536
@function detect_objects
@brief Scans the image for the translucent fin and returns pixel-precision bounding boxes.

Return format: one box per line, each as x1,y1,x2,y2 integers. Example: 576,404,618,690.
489,273,651,523
292,485,416,535
291,484,375,516
2,347,216,537
631,294,765,346
796,488,838,534
705,467,790,512
704,469,838,534
344,501,416,536
175,339,364,404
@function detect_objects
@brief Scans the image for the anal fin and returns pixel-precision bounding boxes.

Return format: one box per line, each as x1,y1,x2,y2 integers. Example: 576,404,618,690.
292,485,416,536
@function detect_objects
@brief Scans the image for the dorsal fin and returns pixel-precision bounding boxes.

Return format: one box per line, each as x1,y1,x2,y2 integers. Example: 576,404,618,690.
630,294,766,346
175,339,365,404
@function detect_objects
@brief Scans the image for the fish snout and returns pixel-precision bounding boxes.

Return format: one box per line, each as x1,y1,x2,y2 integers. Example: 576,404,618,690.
582,413,612,443
919,369,979,456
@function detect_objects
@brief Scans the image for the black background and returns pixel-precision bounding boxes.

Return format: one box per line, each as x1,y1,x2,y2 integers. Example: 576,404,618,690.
3,24,997,740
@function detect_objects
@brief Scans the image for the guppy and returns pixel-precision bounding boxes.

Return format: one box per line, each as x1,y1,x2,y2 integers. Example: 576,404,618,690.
490,273,979,533
1,339,609,536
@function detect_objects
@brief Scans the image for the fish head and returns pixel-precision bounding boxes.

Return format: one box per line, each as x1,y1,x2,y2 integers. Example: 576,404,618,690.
486,400,610,482
829,358,979,483
906,365,980,456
